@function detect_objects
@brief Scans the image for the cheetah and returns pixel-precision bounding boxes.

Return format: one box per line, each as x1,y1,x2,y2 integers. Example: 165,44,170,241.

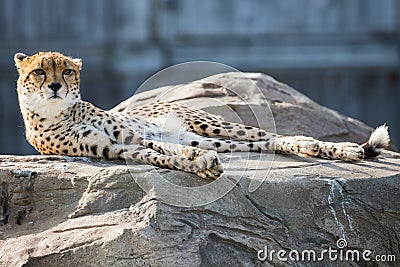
14,52,391,179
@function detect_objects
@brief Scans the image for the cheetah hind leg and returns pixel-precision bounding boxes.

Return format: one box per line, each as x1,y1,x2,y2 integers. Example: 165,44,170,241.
318,124,391,163
318,142,364,162
275,136,320,158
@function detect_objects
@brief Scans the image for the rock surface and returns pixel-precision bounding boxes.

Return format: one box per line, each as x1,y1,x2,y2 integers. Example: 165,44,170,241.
1,73,399,266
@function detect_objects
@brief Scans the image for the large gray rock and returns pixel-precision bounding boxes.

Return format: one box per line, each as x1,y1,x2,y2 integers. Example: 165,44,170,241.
0,73,399,266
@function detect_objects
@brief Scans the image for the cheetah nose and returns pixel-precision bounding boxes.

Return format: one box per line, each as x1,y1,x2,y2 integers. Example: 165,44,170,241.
48,82,62,93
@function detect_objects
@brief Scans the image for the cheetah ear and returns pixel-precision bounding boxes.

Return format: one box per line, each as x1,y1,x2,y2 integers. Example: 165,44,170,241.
14,53,29,73
72,58,82,70
14,53,28,64
14,53,28,61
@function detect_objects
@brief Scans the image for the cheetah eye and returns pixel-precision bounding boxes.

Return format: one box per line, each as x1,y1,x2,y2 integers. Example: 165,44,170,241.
33,69,45,76
63,69,74,76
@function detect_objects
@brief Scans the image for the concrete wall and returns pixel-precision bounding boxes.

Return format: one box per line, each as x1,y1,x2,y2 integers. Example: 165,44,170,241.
0,0,399,154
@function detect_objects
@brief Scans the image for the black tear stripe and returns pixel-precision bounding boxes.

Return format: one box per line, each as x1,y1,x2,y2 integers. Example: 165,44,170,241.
62,74,69,97
38,72,47,95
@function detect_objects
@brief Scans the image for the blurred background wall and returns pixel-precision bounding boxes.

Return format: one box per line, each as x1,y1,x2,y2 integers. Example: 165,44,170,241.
0,0,399,154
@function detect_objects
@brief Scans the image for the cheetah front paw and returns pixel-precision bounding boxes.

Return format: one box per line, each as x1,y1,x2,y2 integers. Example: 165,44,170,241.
194,150,224,179
195,164,224,179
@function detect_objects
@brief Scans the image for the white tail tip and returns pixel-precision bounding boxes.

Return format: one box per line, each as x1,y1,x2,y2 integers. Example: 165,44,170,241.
368,124,390,149
361,124,391,158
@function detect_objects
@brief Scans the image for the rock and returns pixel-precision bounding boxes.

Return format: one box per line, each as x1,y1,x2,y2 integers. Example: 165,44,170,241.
1,73,399,266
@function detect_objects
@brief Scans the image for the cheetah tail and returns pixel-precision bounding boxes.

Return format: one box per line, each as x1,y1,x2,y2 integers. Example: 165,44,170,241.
361,124,391,158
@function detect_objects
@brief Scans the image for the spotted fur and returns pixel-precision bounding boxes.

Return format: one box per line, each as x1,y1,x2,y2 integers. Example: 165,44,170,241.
15,52,391,179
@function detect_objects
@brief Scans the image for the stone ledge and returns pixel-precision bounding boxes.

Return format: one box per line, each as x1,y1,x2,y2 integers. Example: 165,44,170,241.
0,151,399,266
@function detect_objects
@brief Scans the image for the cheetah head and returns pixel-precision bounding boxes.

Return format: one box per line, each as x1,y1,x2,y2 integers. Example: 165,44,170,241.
14,52,82,118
